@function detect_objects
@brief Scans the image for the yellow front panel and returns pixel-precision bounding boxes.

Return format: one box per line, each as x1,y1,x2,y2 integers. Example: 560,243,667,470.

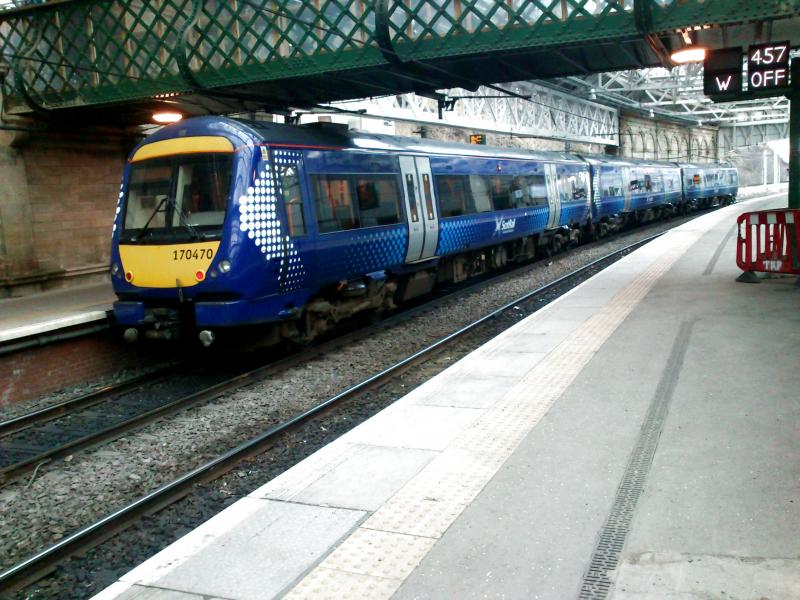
119,242,221,288
131,136,234,162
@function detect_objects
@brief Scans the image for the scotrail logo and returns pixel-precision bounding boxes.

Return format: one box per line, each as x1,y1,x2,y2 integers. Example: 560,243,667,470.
494,216,516,235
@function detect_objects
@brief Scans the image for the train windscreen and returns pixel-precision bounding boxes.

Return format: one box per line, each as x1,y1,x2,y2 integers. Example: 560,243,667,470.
121,153,232,243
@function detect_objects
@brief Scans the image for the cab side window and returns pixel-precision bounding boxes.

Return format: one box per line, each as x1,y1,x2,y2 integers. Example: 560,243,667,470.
278,165,307,237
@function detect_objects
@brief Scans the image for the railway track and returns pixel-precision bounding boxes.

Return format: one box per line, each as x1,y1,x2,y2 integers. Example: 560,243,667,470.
0,219,633,487
0,205,719,489
0,233,662,595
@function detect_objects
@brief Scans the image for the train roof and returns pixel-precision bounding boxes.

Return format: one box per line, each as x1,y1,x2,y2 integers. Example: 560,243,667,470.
142,116,582,164
138,117,735,171
237,117,586,163
577,154,681,169
677,161,736,170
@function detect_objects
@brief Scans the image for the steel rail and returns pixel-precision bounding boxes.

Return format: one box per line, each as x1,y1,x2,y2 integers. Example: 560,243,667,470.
0,366,184,438
0,232,663,594
0,247,535,483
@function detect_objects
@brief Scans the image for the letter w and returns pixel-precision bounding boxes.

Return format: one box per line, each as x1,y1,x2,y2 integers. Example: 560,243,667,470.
715,76,732,91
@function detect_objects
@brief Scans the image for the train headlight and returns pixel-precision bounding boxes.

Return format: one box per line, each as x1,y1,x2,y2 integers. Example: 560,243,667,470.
219,260,232,273
111,263,119,276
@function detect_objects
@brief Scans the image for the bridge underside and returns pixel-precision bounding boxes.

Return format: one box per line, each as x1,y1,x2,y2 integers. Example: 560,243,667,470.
46,38,667,126
0,1,798,125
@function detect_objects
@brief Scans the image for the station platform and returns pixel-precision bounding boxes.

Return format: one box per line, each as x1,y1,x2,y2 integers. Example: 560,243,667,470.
95,191,799,600
0,282,114,347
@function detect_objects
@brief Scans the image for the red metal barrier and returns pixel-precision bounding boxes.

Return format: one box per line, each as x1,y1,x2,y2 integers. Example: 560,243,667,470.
736,209,800,275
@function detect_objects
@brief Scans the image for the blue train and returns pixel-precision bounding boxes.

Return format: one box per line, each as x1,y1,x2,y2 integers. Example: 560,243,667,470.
110,116,738,345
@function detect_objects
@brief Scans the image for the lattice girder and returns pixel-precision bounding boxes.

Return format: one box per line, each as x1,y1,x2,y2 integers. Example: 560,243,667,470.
1,0,799,112
325,83,618,145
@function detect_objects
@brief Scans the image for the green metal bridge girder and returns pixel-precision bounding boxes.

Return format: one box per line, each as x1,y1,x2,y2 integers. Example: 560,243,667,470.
0,0,798,114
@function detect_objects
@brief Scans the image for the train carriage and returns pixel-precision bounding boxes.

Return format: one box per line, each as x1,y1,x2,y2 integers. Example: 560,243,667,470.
110,117,736,345
680,162,738,207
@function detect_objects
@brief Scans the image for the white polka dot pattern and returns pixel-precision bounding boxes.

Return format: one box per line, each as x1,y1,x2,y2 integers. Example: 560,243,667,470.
238,149,307,292
112,182,123,236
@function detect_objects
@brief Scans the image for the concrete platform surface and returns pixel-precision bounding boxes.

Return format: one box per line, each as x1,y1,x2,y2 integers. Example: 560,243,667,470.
0,282,114,343
93,191,799,600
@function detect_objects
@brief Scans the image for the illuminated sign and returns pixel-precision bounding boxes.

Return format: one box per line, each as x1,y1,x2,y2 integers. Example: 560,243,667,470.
469,134,486,145
703,47,742,96
747,42,790,91
704,43,794,99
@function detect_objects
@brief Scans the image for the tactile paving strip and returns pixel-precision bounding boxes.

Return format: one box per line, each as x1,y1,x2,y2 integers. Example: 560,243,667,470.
284,222,718,599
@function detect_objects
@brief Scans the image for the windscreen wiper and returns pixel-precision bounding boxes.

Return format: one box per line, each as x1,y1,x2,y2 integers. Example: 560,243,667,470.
168,198,201,240
132,196,168,242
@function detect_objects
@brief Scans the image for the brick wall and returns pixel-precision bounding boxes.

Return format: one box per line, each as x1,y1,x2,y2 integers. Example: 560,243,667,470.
0,126,138,295
0,131,36,282
0,334,160,408
23,139,129,273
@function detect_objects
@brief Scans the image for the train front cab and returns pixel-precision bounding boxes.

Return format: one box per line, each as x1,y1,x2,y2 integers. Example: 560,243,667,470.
110,121,312,345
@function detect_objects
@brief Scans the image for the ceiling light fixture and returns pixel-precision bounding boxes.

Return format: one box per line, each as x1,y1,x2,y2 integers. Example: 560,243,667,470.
152,111,183,124
671,30,707,64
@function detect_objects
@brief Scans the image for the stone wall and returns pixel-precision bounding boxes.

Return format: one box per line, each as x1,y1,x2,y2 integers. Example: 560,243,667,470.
393,115,718,162
393,122,607,155
0,130,36,284
0,125,136,296
619,113,718,162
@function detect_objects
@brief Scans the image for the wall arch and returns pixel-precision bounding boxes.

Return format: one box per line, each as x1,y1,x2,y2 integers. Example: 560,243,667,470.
621,129,635,158
691,137,700,160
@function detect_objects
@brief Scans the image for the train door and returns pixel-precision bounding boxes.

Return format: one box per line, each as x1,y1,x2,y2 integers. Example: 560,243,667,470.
399,155,440,262
622,166,633,212
544,163,561,229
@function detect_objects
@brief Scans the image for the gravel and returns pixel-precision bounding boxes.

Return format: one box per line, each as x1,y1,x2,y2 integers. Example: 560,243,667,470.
2,212,713,598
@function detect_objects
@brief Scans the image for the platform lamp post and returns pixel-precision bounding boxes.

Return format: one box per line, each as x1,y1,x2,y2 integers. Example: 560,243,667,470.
789,60,800,210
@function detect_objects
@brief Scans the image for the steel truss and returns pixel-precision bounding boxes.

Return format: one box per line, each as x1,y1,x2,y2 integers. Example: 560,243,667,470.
719,122,789,156
563,65,790,127
322,82,618,146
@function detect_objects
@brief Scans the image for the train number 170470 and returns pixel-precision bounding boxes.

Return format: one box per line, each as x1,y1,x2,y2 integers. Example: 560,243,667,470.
172,248,214,261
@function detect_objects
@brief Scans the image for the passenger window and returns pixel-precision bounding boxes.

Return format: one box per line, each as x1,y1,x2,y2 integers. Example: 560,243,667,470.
435,175,471,217
312,175,359,233
574,170,589,200
355,175,402,227
601,170,623,197
488,175,514,211
469,175,493,212
279,165,306,237
558,168,587,202
405,174,419,222
526,174,548,205
509,176,528,207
